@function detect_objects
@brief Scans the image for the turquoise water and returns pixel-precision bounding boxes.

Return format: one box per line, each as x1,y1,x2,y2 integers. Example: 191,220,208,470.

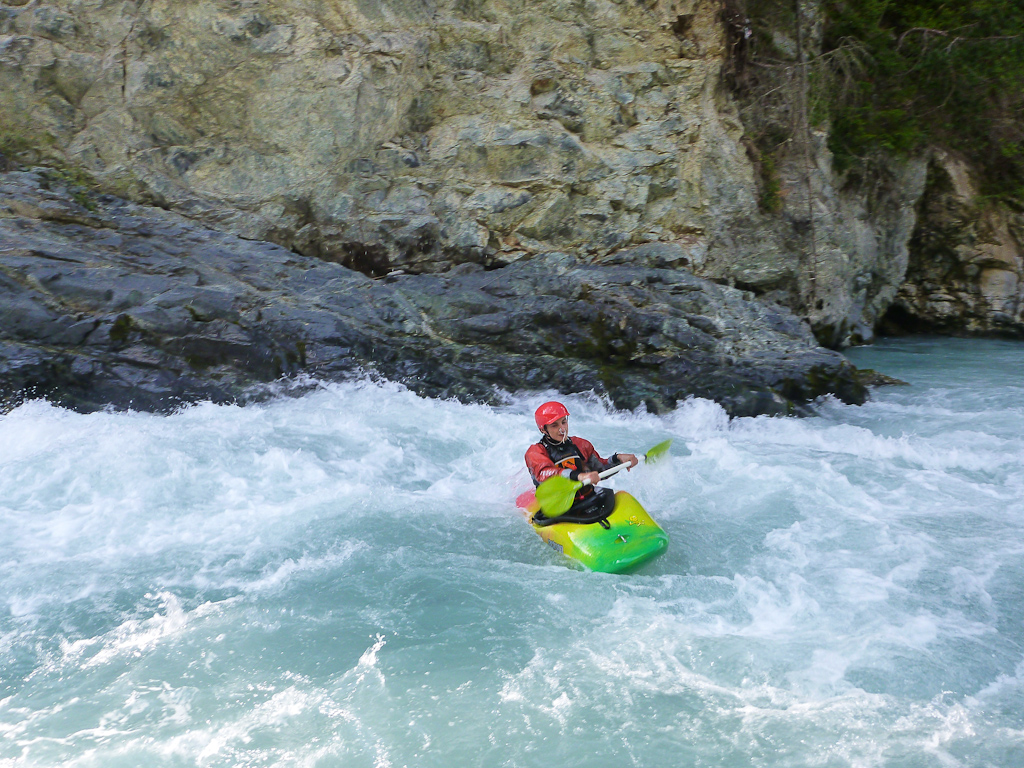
1,338,1022,767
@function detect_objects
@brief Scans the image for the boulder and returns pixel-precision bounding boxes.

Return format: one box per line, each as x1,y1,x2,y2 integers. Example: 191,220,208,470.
0,170,866,415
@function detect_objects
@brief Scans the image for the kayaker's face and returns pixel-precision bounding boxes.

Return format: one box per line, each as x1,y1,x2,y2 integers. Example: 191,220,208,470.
543,416,569,442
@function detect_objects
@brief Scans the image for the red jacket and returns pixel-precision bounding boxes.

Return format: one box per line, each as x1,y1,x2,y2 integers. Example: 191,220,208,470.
525,435,615,485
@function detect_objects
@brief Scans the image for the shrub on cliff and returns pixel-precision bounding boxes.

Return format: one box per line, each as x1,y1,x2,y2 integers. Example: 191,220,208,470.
725,0,1024,203
823,0,1024,201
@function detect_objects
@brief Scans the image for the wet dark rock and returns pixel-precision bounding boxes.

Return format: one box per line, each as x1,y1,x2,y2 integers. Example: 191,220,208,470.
0,170,867,416
853,368,910,388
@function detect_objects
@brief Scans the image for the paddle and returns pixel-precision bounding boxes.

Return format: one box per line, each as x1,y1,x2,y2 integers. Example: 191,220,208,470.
535,439,673,518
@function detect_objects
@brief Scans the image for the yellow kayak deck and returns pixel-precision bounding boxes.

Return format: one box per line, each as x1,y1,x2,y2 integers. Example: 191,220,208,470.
517,490,668,573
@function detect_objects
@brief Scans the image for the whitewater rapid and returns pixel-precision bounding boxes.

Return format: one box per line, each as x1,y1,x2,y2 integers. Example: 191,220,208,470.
1,338,1022,767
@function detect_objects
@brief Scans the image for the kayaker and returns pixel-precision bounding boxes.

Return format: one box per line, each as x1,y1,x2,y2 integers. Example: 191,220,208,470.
525,401,638,514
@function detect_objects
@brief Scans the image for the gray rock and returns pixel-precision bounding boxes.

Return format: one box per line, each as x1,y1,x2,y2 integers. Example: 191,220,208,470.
0,171,866,415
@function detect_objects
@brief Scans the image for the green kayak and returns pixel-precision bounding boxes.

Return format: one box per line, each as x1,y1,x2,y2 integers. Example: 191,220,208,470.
517,488,668,573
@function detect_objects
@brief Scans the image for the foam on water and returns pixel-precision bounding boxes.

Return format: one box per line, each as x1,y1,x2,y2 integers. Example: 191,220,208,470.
1,339,1023,767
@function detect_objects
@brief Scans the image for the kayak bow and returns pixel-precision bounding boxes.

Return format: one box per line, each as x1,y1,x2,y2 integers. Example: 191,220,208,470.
516,489,668,573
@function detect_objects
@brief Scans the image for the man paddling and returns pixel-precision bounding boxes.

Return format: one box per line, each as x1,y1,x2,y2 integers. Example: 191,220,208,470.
525,401,637,516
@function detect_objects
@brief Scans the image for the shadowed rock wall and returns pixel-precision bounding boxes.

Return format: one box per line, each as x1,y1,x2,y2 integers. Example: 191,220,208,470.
881,151,1024,337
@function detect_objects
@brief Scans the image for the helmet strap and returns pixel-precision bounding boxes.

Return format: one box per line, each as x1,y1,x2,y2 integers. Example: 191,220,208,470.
542,424,569,443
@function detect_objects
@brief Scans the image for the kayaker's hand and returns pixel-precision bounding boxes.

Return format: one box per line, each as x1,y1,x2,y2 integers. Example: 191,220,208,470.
580,471,601,486
620,453,638,469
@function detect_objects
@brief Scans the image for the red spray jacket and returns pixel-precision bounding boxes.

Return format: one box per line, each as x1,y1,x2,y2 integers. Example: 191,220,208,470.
525,435,617,486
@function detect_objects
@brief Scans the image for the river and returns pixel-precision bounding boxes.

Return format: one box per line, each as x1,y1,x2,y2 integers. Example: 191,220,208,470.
1,337,1022,767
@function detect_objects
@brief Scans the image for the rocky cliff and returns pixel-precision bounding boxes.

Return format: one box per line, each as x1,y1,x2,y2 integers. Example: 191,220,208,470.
0,0,933,332
722,2,1023,343
0,0,1018,414
1,0,733,268
880,151,1024,337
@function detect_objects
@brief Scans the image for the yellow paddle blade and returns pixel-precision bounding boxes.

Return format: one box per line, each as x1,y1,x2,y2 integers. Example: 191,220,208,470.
644,439,672,463
535,475,582,518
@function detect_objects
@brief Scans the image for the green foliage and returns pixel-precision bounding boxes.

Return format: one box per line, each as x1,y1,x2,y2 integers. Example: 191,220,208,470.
46,166,100,211
108,314,135,343
821,0,1024,200
0,126,104,210
0,130,34,157
0,124,57,160
724,0,1024,202
759,152,784,213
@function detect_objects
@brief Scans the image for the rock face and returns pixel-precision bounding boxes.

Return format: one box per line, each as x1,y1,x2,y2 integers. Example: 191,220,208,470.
0,0,957,348
716,6,1023,346
0,169,865,415
1,0,1017,415
881,151,1024,337
0,0,731,269
696,128,930,347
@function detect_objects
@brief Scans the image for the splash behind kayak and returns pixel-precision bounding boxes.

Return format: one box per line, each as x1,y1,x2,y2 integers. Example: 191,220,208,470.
516,489,668,573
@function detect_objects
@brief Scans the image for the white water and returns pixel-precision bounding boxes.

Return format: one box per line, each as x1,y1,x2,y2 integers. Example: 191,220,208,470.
1,338,1022,767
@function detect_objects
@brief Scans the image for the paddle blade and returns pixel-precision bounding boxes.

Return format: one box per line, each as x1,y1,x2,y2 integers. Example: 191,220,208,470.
535,475,581,518
644,439,672,464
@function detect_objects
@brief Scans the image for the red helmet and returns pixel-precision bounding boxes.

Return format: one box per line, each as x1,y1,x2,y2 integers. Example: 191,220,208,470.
534,401,569,431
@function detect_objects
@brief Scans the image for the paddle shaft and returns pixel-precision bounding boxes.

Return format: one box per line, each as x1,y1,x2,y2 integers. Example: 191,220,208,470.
578,445,666,486
579,461,629,487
